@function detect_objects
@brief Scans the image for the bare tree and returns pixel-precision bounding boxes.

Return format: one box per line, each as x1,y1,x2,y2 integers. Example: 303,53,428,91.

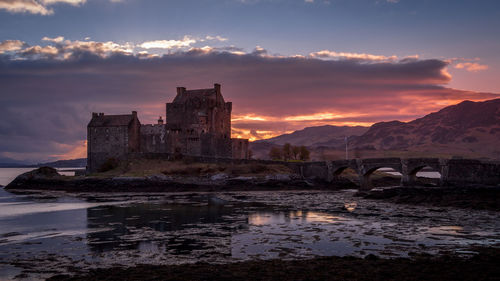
299,146,310,161
283,143,292,161
269,147,283,160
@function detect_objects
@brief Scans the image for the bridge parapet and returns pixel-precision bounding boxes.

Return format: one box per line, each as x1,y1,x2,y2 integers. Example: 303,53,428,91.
446,159,500,186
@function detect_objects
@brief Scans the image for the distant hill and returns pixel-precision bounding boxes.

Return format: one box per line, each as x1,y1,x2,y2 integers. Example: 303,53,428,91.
0,158,86,168
250,98,500,160
250,125,368,160
352,99,500,158
254,125,369,147
38,158,87,168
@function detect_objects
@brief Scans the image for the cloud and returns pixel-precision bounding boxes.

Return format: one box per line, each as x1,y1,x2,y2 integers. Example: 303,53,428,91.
454,62,488,72
0,39,25,53
0,0,111,15
6,38,134,59
386,0,399,3
139,36,196,50
0,0,52,15
205,35,228,42
21,45,59,57
0,42,498,162
310,50,398,62
40,0,85,5
42,36,64,43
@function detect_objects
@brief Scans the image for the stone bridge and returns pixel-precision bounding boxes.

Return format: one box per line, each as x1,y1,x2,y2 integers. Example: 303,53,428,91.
290,158,500,190
127,153,500,190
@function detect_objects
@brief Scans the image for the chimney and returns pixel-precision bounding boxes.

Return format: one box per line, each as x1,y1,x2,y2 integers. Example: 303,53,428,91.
214,83,221,94
92,112,98,118
99,113,104,116
158,116,164,125
176,87,186,96
132,111,137,118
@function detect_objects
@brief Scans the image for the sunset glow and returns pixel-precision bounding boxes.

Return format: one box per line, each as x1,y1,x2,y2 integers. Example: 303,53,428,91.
0,0,499,163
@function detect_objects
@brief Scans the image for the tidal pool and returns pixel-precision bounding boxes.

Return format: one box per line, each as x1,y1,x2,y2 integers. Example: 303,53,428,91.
0,188,499,280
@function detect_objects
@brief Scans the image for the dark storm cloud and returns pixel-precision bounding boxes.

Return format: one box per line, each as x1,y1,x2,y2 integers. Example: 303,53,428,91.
0,49,497,161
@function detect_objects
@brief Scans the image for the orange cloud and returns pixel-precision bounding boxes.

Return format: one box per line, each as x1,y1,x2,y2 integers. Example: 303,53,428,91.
49,140,87,160
454,62,489,72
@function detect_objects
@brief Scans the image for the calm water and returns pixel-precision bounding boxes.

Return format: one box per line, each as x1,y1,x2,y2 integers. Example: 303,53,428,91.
0,168,498,280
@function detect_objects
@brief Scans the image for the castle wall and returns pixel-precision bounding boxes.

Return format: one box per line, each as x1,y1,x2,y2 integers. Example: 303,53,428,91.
128,115,141,152
232,138,249,159
87,126,129,172
140,124,166,153
163,84,236,158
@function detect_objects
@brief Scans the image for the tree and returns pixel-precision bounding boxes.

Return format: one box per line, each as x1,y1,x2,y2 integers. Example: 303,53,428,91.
269,147,283,160
283,143,292,161
299,146,310,161
292,145,300,160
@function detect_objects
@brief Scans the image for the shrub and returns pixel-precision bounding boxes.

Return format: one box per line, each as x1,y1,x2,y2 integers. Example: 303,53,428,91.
98,158,120,172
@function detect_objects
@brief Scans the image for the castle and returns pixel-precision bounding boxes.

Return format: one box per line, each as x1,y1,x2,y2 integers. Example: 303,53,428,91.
87,84,249,172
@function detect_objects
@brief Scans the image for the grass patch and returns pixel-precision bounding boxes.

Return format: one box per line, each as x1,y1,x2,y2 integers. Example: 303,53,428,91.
91,159,292,177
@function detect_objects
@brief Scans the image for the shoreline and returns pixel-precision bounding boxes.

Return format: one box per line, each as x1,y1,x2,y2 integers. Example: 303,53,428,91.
5,167,499,211
5,166,355,192
47,247,500,281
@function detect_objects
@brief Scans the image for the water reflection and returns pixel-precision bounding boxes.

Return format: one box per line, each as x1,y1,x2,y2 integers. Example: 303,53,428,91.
249,211,347,225
86,201,235,253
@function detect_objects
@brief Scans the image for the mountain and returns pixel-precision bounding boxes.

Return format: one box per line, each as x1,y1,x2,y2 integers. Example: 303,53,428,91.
251,98,500,160
255,125,369,147
0,156,31,167
0,158,87,168
352,99,500,158
37,158,87,168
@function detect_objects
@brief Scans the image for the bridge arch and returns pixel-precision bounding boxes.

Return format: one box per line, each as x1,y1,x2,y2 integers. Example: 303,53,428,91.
361,166,403,190
358,158,403,190
408,165,442,186
328,159,359,183
402,158,444,186
333,166,350,176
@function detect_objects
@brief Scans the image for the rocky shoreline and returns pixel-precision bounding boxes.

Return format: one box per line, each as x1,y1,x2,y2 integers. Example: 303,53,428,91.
5,167,500,211
47,247,500,281
5,167,352,192
358,185,500,211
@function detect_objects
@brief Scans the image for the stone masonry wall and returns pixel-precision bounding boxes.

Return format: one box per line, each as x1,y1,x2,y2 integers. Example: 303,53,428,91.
88,126,129,172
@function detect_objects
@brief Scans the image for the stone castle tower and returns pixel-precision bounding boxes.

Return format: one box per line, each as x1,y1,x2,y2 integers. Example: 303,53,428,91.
87,84,249,172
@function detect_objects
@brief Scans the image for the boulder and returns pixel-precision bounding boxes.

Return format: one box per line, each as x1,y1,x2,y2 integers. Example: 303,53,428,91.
265,174,291,181
210,173,229,181
146,174,172,181
17,166,60,181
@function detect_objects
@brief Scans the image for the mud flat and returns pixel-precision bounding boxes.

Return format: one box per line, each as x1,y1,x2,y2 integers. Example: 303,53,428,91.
360,186,500,211
1,188,499,280
47,247,500,281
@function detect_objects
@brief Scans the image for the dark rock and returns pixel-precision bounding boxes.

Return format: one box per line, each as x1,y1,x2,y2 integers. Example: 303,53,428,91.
46,247,500,281
362,186,500,211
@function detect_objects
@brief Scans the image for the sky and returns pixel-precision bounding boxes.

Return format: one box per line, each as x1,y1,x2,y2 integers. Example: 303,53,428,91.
0,0,499,163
